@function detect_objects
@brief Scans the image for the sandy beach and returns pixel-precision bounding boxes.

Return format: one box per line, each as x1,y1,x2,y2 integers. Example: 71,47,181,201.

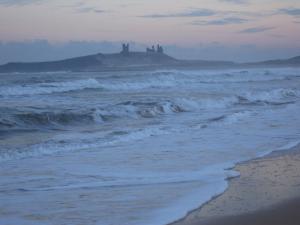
171,144,300,225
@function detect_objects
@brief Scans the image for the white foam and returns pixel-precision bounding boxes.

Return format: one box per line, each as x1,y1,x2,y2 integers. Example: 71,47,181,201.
222,111,253,124
0,78,100,96
257,140,300,158
1,69,297,97
0,126,169,162
174,96,240,111
99,74,178,91
242,88,300,102
151,68,292,83
277,140,300,150
15,163,237,192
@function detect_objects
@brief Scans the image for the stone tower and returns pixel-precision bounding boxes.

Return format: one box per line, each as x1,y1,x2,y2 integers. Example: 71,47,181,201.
157,44,163,54
121,43,129,55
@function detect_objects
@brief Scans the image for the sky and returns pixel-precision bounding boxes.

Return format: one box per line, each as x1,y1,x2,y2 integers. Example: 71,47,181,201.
0,0,300,63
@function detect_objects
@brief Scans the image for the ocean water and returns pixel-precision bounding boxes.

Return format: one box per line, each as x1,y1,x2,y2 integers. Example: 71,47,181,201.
0,68,300,225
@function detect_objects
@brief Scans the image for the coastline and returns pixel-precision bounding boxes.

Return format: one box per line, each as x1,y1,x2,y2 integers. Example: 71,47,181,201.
170,144,300,225
0,64,299,74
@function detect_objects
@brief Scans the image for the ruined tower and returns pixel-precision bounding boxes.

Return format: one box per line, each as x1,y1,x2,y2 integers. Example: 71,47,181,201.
121,43,129,55
157,44,164,54
146,44,164,54
146,45,156,53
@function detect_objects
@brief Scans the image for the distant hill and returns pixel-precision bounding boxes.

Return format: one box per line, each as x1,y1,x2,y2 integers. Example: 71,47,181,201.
0,50,299,73
244,56,300,67
0,52,179,73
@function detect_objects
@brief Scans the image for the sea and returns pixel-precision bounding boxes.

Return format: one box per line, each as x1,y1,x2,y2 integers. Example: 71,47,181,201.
0,67,300,225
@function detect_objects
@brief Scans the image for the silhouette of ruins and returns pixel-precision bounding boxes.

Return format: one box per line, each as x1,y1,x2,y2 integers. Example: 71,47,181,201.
146,45,155,53
146,44,164,54
121,43,164,55
157,44,163,53
146,44,164,53
121,43,130,55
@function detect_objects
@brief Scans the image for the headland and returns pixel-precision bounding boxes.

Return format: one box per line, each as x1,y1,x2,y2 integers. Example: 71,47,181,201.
0,44,299,73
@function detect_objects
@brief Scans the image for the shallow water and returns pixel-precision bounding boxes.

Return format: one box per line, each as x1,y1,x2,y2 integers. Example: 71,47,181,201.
0,68,300,225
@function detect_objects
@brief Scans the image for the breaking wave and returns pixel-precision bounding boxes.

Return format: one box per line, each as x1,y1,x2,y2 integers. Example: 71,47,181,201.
0,100,187,131
208,111,254,126
0,79,101,96
150,69,293,83
240,88,300,103
1,68,297,97
1,88,298,131
0,76,180,97
94,70,294,91
0,126,168,161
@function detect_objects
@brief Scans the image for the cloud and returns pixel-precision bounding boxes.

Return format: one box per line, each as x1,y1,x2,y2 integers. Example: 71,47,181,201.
60,2,108,14
191,17,248,26
141,9,215,18
278,8,300,16
0,0,44,6
76,7,107,14
269,34,285,38
219,0,249,4
141,8,270,21
239,26,275,33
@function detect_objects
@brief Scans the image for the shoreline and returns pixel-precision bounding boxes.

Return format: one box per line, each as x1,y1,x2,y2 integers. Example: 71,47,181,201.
1,64,299,74
170,144,300,225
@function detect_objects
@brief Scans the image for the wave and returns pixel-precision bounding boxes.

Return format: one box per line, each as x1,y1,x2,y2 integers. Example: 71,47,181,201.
1,95,244,130
0,75,181,97
173,88,299,111
2,99,299,161
0,78,101,96
257,140,300,158
99,75,179,91
198,71,289,83
240,88,300,103
150,69,293,83
99,70,292,91
0,111,94,130
0,100,186,130
0,126,168,161
0,110,253,161
2,88,298,131
208,111,253,126
1,68,297,97
13,163,238,192
0,74,189,96
175,96,240,110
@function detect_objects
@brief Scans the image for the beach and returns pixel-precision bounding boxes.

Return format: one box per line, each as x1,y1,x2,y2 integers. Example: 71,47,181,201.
171,144,300,225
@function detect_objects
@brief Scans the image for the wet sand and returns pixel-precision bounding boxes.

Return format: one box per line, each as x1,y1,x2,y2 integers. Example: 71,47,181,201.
171,145,300,225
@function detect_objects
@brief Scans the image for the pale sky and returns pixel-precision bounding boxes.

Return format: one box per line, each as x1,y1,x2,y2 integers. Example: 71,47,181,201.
0,0,300,63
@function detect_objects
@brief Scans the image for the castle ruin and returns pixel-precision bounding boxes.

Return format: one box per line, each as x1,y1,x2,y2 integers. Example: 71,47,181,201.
146,44,164,54
121,43,130,55
121,43,164,55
